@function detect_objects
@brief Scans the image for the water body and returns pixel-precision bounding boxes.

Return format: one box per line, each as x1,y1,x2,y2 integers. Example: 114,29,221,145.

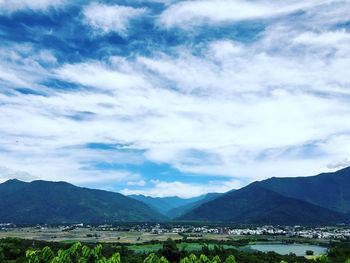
248,243,327,256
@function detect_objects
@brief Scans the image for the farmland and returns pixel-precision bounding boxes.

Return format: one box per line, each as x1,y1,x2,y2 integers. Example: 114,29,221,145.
0,227,183,243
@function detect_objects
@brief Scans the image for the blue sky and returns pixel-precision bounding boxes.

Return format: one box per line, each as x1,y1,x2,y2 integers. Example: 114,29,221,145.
1,0,350,197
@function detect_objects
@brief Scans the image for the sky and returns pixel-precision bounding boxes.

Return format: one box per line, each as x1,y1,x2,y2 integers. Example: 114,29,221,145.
1,0,350,198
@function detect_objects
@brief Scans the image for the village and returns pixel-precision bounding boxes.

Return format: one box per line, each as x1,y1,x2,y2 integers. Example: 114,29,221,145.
2,223,350,241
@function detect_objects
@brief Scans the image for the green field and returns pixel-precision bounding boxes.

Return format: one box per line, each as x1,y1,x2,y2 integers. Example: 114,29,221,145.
0,228,183,243
126,242,237,253
0,227,331,246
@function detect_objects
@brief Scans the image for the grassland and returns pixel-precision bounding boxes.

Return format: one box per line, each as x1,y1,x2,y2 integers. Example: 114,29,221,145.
125,243,237,253
0,227,183,243
0,227,329,245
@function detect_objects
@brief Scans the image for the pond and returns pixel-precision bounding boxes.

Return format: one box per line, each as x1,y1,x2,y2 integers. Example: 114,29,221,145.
248,243,327,256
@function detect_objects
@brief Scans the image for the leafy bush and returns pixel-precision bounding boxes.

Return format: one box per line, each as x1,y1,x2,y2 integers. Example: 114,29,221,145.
24,241,350,263
305,250,314,256
0,246,5,261
26,242,121,263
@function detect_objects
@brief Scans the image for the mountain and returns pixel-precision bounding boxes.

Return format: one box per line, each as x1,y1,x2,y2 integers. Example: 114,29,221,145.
257,166,350,214
179,167,350,225
128,194,210,215
179,183,350,225
166,193,222,219
0,179,166,224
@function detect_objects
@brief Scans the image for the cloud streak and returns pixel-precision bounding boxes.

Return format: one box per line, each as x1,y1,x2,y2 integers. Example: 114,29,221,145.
0,0,65,14
157,0,339,29
0,0,350,196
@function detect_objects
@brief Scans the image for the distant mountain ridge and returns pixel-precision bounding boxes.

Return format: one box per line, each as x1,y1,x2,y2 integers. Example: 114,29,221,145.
128,195,200,215
0,179,165,224
128,193,221,218
166,193,222,218
179,167,350,225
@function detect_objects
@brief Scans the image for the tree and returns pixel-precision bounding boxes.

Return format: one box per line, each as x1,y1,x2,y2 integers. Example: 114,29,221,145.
224,255,236,263
0,247,4,262
314,255,330,263
160,239,181,262
212,256,221,263
26,243,121,263
201,244,210,256
199,254,210,263
144,253,170,263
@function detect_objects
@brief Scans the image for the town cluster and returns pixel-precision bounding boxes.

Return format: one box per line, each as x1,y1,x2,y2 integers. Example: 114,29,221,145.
93,223,350,240
2,223,350,240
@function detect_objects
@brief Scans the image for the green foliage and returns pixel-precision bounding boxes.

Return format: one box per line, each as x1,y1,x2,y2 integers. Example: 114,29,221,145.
179,184,348,225
0,247,5,261
224,255,236,263
5,238,348,263
201,244,210,256
42,246,55,261
0,179,164,224
327,241,350,263
159,238,182,262
144,253,160,263
177,253,236,263
314,255,331,263
26,242,121,263
143,253,170,263
199,254,210,263
211,256,221,263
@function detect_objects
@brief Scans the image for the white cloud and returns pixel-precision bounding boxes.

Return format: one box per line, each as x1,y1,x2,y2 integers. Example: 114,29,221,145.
74,170,141,185
2,27,350,186
0,66,30,87
0,0,65,14
157,0,336,29
0,166,38,183
292,30,350,47
0,44,56,92
55,61,148,91
1,0,350,196
327,158,350,169
207,40,243,59
121,179,241,198
127,180,146,186
83,3,147,36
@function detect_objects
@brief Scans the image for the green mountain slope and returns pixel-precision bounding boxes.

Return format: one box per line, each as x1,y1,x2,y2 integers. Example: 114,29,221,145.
258,166,350,213
179,183,350,225
0,179,165,224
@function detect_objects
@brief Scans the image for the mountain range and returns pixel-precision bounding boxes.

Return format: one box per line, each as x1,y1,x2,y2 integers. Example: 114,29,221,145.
129,193,222,218
258,168,350,214
0,179,165,224
1,166,350,225
179,166,350,225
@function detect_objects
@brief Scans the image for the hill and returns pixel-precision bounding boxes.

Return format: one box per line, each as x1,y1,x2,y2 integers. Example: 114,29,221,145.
258,166,350,213
0,179,165,224
179,183,350,225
